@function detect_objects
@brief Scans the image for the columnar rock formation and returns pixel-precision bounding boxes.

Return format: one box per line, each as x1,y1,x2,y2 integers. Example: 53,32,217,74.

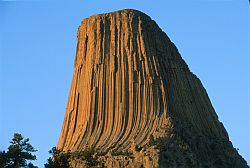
58,9,248,167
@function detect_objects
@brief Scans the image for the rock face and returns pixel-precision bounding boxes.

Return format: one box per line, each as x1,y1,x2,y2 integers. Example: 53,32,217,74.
58,9,248,167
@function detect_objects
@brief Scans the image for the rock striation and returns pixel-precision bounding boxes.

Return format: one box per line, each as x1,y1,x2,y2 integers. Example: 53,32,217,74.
58,9,248,167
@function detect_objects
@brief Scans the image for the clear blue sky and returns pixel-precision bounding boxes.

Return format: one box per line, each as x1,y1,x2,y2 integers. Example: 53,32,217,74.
0,0,249,167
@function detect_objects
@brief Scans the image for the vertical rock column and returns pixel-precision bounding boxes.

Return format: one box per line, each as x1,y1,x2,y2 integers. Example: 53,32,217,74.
57,9,248,168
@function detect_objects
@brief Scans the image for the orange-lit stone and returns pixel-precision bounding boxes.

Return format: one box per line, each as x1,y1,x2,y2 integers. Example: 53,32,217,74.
57,9,248,168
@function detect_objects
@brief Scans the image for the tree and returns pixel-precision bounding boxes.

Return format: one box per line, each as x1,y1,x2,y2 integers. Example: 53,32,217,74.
27,163,38,168
44,147,70,168
0,150,8,167
44,147,101,168
76,147,99,168
4,133,37,168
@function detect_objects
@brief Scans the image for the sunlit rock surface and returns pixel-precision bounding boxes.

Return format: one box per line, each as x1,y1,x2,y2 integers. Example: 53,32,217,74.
58,9,248,168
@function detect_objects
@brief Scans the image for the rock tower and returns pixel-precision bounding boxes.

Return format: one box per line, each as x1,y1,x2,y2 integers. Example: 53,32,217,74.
58,9,248,167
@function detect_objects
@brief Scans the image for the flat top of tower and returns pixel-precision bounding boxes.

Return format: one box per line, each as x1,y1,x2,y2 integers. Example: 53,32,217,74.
83,9,151,21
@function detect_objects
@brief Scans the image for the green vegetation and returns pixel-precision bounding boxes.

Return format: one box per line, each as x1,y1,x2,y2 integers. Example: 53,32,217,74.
73,147,99,168
1,133,100,167
44,147,100,168
0,133,37,168
0,151,8,167
44,147,70,168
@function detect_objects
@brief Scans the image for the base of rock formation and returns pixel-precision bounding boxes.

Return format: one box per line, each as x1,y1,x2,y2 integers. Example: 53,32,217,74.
68,127,248,168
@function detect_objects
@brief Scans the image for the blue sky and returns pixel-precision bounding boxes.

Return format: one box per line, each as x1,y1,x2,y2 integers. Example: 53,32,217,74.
0,0,249,167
